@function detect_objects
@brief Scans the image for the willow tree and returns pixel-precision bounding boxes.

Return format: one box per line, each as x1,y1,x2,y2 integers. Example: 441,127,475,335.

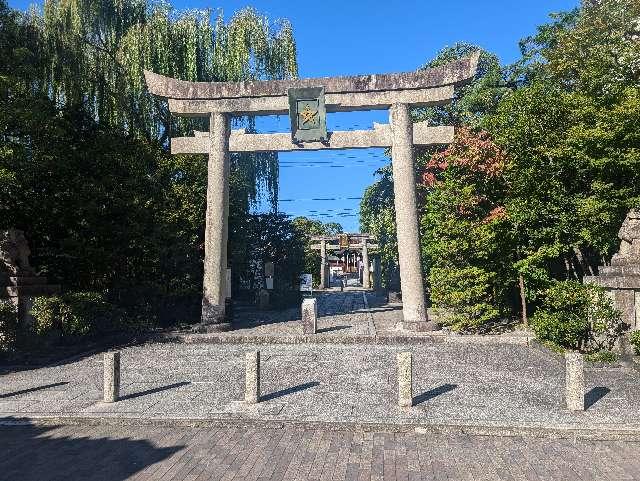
37,0,297,206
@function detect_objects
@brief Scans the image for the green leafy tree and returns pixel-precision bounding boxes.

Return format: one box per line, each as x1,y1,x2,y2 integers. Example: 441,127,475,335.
421,128,512,330
517,0,639,98
360,165,399,290
416,43,510,127
0,0,300,331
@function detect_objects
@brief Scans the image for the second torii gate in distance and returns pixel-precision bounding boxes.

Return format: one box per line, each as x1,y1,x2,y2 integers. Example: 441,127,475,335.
311,234,378,289
145,53,479,332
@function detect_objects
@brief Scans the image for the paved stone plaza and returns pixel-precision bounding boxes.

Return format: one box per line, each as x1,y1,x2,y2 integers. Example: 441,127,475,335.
1,289,640,478
2,422,640,481
184,290,527,343
1,296,639,434
2,288,640,481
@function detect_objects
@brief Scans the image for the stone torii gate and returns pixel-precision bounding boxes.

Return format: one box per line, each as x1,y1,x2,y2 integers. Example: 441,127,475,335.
145,53,479,332
311,234,378,289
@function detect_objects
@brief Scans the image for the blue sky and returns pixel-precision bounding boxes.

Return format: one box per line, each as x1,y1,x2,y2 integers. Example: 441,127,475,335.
11,0,579,231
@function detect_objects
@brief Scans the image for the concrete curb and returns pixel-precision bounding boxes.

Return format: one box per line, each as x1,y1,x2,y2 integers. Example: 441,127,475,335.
152,332,534,347
3,414,640,441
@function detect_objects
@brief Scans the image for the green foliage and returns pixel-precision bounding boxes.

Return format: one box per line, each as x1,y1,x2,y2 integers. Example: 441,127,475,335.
0,299,18,351
420,128,512,329
519,0,639,98
234,213,305,295
584,350,618,364
0,0,300,330
360,164,399,289
39,0,297,139
417,43,510,126
630,331,640,355
531,281,623,351
31,292,125,338
291,216,343,287
429,266,500,331
484,82,640,285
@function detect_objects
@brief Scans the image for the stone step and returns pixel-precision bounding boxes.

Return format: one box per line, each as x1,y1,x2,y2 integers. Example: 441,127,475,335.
3,284,60,297
599,265,640,276
585,275,640,289
7,276,49,286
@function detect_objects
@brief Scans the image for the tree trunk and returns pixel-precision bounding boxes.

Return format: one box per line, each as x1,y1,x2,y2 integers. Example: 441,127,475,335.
518,273,528,327
573,246,595,277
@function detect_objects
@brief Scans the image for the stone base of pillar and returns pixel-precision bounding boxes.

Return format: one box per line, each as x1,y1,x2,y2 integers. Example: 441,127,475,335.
401,320,439,332
387,291,402,303
195,323,232,333
200,299,231,331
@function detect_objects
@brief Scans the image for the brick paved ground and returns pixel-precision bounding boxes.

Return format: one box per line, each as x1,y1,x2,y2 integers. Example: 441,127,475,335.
1,421,639,481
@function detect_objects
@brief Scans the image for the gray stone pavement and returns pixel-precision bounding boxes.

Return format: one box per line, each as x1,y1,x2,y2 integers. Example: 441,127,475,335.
1,341,639,433
184,290,530,344
1,289,639,439
1,421,640,481
221,289,377,338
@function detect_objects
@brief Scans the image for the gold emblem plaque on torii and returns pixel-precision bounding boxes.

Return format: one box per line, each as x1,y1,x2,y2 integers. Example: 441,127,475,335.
288,86,327,143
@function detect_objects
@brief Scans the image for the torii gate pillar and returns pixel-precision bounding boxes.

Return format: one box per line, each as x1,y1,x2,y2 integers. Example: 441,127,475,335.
320,240,329,289
201,112,231,328
391,104,434,330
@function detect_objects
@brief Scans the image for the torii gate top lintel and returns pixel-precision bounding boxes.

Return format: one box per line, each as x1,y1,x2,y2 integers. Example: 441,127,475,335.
143,53,479,104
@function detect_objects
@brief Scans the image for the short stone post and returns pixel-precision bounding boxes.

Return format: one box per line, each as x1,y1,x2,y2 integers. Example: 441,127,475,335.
397,352,413,407
302,298,318,334
373,257,382,291
565,352,585,411
103,351,120,403
245,350,260,404
258,289,270,310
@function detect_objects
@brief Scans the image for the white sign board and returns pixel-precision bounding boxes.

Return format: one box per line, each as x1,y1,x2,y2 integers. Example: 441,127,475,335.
299,273,313,292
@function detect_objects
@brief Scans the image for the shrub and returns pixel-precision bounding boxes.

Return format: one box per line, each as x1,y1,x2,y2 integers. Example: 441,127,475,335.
429,266,500,331
531,281,623,351
0,299,18,351
31,292,125,338
584,349,618,364
584,350,618,364
630,331,640,355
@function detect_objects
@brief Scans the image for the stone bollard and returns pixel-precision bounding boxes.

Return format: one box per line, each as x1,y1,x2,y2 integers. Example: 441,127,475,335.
302,298,318,334
103,351,120,403
565,351,585,411
245,350,260,404
258,289,270,310
397,352,413,407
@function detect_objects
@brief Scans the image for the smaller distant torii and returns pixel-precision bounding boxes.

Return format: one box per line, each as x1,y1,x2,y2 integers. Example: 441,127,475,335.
311,234,378,289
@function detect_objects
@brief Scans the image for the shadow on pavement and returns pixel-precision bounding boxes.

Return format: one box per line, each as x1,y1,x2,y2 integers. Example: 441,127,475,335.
121,381,191,401
0,382,69,399
0,416,183,480
585,386,611,409
413,384,458,406
262,381,320,402
317,325,352,333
